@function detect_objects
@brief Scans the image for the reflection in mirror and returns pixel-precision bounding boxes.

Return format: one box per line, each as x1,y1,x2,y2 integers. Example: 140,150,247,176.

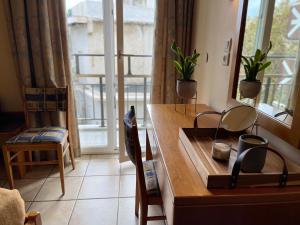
236,0,300,127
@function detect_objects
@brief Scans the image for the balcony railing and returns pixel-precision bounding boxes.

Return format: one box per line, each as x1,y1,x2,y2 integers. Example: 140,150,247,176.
72,53,152,127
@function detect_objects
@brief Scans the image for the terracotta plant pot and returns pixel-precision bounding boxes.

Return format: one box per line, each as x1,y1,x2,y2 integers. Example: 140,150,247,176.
239,80,262,99
176,80,197,99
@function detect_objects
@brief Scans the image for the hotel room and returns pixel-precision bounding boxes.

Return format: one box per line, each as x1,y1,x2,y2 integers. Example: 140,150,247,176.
1,0,300,225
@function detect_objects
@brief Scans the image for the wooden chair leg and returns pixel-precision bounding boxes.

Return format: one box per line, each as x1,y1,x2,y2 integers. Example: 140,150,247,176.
16,151,26,178
25,211,42,225
28,150,33,170
67,136,75,170
135,173,139,217
140,204,148,225
145,130,153,161
57,144,65,195
2,145,14,189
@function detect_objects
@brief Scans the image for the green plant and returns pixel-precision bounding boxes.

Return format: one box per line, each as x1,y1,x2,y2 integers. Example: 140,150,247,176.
171,41,200,81
241,42,272,82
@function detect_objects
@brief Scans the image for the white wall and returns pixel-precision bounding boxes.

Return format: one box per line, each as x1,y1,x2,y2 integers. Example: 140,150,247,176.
192,0,300,164
192,0,239,112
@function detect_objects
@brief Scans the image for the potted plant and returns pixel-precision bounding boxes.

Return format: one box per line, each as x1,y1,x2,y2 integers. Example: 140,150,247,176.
240,42,272,99
171,41,200,99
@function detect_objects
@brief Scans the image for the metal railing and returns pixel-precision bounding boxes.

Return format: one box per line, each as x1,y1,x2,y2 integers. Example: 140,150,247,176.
239,55,295,109
72,53,152,127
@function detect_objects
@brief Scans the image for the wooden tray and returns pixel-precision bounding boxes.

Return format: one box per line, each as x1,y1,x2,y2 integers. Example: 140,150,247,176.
179,128,300,188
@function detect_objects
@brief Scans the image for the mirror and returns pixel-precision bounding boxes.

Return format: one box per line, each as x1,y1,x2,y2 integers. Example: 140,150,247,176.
221,105,258,132
234,0,300,127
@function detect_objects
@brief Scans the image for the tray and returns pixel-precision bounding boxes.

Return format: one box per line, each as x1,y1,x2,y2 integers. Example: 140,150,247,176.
179,128,300,188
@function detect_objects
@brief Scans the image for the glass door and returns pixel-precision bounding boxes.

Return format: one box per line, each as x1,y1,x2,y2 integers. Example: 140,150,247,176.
66,0,117,154
116,0,156,162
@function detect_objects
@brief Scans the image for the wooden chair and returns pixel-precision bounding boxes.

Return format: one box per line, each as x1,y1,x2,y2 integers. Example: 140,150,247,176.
124,106,166,225
2,87,75,194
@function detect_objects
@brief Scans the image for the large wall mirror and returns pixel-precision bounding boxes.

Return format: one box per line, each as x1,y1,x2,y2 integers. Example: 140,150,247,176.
229,0,300,147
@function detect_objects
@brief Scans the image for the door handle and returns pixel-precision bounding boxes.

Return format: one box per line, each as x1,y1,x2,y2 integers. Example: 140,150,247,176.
118,50,124,59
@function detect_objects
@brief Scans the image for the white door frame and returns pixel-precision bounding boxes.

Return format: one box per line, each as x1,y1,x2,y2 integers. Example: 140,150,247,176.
116,0,128,162
103,0,117,151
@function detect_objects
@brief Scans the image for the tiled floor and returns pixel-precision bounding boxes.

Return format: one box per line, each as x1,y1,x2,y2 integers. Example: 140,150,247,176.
79,126,147,154
0,155,165,225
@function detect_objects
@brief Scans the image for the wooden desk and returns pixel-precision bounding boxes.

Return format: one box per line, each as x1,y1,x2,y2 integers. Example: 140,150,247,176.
147,104,300,225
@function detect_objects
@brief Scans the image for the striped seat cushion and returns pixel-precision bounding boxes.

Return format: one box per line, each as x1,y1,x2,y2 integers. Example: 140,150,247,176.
6,127,67,144
143,160,160,196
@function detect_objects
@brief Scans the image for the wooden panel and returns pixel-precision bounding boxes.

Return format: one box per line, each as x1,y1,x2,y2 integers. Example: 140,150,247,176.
147,124,174,225
174,201,300,225
180,128,300,188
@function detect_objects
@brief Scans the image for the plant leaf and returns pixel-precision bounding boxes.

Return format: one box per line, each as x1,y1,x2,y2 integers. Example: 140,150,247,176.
259,61,271,71
173,60,182,74
254,49,261,62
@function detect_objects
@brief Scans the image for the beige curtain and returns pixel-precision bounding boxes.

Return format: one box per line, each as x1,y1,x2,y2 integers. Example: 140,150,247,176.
3,0,80,156
151,0,194,104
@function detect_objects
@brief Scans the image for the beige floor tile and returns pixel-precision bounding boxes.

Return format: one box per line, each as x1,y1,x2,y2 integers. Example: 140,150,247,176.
120,161,136,175
50,160,89,177
90,154,119,159
23,166,54,179
118,198,165,225
78,176,119,199
12,179,45,201
118,198,138,225
69,199,118,225
78,155,91,160
29,200,75,225
119,175,136,197
86,158,120,176
35,177,83,201
25,202,32,211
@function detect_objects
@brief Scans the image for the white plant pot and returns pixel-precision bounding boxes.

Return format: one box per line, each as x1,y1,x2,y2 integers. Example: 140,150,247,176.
176,80,197,99
239,80,262,99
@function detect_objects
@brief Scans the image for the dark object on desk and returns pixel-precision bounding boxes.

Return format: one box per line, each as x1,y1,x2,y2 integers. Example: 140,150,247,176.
237,134,268,172
231,146,288,189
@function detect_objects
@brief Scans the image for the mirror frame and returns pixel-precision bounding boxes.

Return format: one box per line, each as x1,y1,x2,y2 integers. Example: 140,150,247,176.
228,0,300,148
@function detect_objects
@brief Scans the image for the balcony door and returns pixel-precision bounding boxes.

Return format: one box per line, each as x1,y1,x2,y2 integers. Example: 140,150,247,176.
116,0,155,162
67,0,116,154
67,0,155,156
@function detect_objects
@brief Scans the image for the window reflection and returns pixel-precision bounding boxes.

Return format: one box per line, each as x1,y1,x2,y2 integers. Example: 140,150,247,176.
237,0,300,127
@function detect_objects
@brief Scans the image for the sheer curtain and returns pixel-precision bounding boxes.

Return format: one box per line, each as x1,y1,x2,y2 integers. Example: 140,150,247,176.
151,0,194,103
3,0,80,156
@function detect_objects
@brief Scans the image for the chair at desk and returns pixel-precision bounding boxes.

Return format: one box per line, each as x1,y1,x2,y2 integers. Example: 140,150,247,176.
124,106,166,225
2,87,75,194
